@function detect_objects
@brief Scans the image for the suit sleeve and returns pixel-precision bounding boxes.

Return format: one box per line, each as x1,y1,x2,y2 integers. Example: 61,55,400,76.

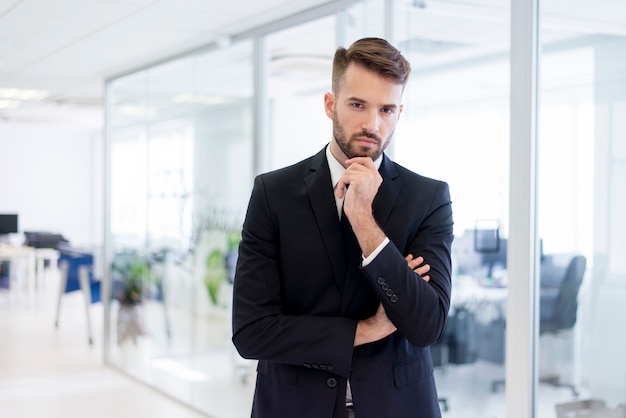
231,175,357,379
362,180,453,347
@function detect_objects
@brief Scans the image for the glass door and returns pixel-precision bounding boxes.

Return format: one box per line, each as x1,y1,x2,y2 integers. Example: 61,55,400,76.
393,1,511,416
106,40,255,417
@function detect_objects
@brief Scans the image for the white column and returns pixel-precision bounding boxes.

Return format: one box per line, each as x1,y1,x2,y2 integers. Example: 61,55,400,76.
507,0,540,416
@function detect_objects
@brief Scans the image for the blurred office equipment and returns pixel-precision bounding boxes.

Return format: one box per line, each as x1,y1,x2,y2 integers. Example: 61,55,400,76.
23,231,68,291
0,214,19,237
0,245,36,296
0,215,22,290
556,399,626,418
453,225,507,284
538,253,587,395
23,231,69,249
480,253,586,394
431,306,478,411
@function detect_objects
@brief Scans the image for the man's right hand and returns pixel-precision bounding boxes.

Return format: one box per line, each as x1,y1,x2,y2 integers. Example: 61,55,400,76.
354,303,396,346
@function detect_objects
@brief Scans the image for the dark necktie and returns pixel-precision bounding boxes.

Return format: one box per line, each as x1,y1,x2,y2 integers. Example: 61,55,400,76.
340,204,361,289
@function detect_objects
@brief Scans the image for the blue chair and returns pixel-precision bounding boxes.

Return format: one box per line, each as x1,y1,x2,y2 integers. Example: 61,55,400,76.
55,248,101,345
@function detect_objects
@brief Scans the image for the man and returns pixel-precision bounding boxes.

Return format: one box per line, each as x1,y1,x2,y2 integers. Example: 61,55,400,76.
232,37,453,418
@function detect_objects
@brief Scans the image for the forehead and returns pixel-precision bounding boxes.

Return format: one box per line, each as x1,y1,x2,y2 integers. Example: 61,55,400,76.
338,63,404,104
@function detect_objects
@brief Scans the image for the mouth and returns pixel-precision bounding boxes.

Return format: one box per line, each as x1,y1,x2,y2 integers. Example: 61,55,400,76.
353,136,378,147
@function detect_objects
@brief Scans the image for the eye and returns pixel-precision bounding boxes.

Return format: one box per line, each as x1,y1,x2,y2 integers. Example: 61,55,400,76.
351,102,364,109
382,107,394,114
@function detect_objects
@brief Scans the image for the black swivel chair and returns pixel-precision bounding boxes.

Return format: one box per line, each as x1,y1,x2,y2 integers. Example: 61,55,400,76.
431,307,478,411
487,253,586,394
538,253,587,395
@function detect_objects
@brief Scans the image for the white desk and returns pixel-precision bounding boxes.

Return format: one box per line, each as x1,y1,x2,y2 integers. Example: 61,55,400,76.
34,248,59,290
452,275,508,304
451,274,508,324
0,245,36,301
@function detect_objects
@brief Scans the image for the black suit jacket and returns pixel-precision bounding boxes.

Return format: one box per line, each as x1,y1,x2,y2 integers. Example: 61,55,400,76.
233,146,453,418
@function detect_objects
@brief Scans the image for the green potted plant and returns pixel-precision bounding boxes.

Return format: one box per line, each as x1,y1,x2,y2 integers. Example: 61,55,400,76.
112,257,158,306
111,254,159,345
204,249,227,307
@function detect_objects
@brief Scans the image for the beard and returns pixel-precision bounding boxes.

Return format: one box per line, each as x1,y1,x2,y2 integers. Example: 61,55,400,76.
332,111,393,161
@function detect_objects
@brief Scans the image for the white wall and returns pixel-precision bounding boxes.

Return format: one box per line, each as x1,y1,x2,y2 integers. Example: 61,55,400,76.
0,122,103,247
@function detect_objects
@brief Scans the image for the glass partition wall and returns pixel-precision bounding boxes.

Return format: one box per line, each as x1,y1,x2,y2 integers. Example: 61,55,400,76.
394,2,511,416
537,1,626,416
105,41,255,416
104,0,624,416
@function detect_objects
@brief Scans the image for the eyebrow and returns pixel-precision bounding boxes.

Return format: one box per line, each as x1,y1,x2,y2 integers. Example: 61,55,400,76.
346,96,399,110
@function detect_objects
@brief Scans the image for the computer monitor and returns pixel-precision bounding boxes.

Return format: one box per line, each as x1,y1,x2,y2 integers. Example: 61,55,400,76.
0,214,19,235
452,227,508,279
474,227,500,253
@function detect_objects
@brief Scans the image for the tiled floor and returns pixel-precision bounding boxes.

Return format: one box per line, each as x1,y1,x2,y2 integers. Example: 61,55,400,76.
0,269,209,418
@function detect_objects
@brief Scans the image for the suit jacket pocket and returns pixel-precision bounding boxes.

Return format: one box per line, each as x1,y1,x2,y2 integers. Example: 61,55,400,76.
393,354,433,388
257,360,299,385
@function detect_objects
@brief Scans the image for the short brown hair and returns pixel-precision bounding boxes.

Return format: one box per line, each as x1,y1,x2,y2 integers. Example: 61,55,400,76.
332,37,411,93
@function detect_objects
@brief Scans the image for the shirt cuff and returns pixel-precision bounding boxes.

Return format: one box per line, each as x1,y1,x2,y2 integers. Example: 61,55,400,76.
361,237,390,267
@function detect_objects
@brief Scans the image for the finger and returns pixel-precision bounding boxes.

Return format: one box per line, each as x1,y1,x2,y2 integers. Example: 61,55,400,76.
421,275,430,282
408,256,424,270
345,157,376,169
409,255,424,267
336,179,347,199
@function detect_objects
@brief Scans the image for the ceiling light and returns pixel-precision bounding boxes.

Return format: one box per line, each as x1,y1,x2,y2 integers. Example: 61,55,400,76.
0,99,21,109
173,93,228,106
0,87,49,101
118,105,155,116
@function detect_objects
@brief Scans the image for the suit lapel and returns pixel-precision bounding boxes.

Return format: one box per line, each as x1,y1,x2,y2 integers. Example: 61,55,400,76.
372,156,401,228
304,149,347,292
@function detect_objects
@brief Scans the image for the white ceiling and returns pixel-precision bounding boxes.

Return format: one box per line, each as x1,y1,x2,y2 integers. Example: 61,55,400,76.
0,0,333,126
1,0,624,127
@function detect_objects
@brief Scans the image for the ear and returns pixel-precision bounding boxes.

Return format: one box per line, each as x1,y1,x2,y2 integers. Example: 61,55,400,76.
324,92,335,120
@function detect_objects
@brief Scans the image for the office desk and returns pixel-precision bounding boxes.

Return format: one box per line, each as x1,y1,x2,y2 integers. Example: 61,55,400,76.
34,248,59,290
0,245,36,301
437,275,508,366
452,275,507,310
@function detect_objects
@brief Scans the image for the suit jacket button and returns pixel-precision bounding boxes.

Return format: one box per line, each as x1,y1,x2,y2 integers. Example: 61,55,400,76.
377,277,385,285
304,363,311,368
381,283,389,290
327,365,335,371
327,378,337,388
385,289,394,297
390,294,399,303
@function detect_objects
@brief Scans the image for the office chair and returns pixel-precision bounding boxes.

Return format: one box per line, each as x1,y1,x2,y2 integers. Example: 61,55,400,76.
488,253,586,395
538,254,586,395
430,307,479,411
539,254,586,333
55,249,101,345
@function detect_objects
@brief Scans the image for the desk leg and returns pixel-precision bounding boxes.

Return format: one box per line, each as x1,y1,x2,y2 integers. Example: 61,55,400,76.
36,256,45,291
27,251,36,306
55,262,68,327
78,266,94,345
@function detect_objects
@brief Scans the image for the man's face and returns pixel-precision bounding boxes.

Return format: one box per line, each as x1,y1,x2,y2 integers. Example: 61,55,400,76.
325,63,404,165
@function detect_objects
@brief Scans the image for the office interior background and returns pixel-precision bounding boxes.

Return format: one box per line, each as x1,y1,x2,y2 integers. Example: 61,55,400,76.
1,0,625,417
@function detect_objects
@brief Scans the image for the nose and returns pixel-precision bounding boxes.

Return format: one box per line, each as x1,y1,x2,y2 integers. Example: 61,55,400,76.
361,109,380,134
